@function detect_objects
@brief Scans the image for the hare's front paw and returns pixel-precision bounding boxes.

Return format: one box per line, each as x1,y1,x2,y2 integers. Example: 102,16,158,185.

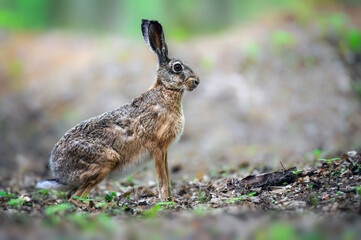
69,197,90,208
168,185,172,197
159,187,170,202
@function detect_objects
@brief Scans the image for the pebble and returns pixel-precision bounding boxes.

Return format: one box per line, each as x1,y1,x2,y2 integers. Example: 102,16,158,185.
285,201,306,209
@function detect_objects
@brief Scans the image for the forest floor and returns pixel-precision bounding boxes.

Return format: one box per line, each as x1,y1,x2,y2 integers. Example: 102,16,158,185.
1,151,361,239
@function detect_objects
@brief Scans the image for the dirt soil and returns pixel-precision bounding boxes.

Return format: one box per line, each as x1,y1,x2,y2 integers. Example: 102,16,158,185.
1,151,361,239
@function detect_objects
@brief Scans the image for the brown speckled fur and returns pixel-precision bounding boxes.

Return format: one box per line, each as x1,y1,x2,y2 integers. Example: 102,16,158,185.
36,19,199,206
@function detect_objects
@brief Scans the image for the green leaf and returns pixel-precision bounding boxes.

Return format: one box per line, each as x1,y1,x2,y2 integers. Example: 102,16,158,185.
347,29,361,53
226,192,256,203
198,191,207,202
248,192,257,197
95,202,108,208
0,191,12,197
7,198,24,207
44,203,73,215
35,189,48,195
318,157,340,162
104,194,114,202
72,195,93,202
155,202,175,207
292,169,302,175
142,205,162,218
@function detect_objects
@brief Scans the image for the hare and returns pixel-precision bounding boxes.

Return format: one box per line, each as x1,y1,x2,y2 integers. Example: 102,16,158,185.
36,19,200,207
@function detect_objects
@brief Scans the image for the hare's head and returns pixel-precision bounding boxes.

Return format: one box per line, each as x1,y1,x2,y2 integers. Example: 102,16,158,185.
142,19,199,92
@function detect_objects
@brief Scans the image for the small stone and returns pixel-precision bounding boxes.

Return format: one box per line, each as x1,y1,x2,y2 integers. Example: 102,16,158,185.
347,151,357,157
302,176,310,183
22,196,31,202
270,188,288,195
285,201,306,209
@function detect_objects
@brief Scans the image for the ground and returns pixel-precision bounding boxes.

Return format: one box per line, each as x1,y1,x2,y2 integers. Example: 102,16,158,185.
1,151,361,239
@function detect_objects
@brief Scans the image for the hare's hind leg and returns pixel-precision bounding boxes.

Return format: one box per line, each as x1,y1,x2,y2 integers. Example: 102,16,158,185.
68,147,120,207
69,166,112,207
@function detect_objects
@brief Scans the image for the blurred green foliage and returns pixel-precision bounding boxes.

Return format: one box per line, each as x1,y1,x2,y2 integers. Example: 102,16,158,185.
347,29,361,53
0,0,48,29
272,31,296,50
1,0,359,39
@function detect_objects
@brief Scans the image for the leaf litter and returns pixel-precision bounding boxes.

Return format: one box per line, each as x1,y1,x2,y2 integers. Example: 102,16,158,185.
1,151,361,239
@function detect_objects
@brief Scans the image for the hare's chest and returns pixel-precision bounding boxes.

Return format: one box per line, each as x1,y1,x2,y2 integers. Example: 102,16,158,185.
156,109,184,144
174,110,185,142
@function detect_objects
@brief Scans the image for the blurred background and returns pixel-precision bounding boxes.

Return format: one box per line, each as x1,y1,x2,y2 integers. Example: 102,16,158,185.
0,0,361,180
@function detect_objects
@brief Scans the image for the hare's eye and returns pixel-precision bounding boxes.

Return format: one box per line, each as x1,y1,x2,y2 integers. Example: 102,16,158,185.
173,63,182,72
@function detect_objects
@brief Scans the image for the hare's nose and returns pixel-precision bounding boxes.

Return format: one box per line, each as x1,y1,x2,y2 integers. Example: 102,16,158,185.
194,78,200,86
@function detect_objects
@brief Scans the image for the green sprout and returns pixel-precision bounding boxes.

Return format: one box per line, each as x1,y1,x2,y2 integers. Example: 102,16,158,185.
0,191,13,197
7,198,25,208
104,192,116,202
72,194,93,202
226,192,257,204
346,29,361,53
95,202,108,208
291,169,303,179
142,205,162,218
35,189,48,195
318,158,340,162
35,189,66,198
198,190,207,202
44,203,74,215
318,158,340,183
291,169,302,175
155,201,176,207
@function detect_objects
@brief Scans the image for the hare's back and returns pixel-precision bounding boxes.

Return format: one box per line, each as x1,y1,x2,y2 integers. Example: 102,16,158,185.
50,108,128,158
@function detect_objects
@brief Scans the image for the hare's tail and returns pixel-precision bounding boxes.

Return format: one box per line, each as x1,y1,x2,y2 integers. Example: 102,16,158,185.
36,179,72,191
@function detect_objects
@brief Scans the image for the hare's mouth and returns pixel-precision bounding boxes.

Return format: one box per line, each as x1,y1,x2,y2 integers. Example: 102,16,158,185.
185,77,200,91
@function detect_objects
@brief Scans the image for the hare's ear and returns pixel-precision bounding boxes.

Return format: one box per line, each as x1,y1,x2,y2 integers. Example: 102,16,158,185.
141,19,168,64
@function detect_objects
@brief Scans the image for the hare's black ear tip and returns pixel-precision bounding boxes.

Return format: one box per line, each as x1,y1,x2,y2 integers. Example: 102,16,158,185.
141,19,150,37
142,19,161,26
141,19,149,29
